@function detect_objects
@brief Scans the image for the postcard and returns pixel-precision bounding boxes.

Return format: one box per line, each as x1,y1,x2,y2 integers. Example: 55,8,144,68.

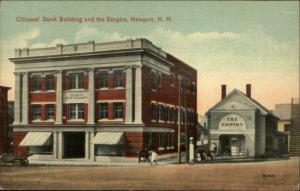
0,1,299,190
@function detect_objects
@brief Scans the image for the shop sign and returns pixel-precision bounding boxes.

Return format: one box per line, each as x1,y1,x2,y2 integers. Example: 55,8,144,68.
64,91,88,103
218,114,246,130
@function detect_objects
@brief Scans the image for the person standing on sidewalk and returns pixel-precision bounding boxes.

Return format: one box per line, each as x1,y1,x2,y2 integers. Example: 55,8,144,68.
151,149,158,165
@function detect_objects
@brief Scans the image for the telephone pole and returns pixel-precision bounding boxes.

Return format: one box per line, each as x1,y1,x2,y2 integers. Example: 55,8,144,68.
177,75,181,164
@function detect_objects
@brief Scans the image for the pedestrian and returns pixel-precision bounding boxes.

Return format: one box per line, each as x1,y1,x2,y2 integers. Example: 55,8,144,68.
150,149,158,165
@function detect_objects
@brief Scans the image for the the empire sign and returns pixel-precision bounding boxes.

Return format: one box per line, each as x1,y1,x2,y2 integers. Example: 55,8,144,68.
218,114,246,130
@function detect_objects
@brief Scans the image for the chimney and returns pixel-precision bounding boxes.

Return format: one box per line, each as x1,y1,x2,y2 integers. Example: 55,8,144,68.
221,84,226,100
246,84,251,98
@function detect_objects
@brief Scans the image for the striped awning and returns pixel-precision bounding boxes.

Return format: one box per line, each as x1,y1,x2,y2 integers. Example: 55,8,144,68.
20,132,52,146
93,132,123,145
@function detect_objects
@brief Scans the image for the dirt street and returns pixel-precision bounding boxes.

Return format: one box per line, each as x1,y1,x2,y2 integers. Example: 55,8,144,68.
0,159,299,190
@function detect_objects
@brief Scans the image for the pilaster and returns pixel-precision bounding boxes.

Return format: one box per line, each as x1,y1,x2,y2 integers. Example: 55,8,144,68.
13,72,21,125
21,72,28,124
125,66,133,123
87,68,95,124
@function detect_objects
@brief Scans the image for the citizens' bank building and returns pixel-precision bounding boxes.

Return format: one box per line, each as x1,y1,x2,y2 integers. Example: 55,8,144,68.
10,39,197,162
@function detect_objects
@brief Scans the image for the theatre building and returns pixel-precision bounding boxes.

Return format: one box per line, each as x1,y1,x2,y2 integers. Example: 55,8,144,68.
206,85,278,157
10,39,197,161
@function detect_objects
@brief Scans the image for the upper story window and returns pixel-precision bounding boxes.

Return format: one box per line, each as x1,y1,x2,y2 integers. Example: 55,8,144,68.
69,73,84,90
113,70,124,88
151,103,157,121
157,73,162,87
45,104,54,120
159,133,165,147
99,71,108,88
68,103,84,120
152,72,158,91
113,102,123,119
45,75,54,91
32,105,41,120
171,74,176,87
173,108,178,122
158,104,165,122
99,103,108,119
284,124,290,132
32,76,42,91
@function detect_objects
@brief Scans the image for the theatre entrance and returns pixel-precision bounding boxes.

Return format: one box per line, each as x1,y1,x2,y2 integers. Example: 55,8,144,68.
63,132,85,158
219,134,245,156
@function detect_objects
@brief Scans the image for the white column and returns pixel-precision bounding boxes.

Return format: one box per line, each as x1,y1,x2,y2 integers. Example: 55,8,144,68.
90,132,95,161
53,131,58,159
21,72,28,124
55,70,63,124
85,132,90,160
58,131,64,159
87,69,95,124
13,72,21,125
125,67,133,123
134,65,142,124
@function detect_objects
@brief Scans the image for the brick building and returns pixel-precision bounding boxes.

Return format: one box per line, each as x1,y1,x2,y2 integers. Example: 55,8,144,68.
0,86,11,154
10,39,197,161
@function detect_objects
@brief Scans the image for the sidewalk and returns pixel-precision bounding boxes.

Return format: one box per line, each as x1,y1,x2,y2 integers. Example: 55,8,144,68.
28,152,187,166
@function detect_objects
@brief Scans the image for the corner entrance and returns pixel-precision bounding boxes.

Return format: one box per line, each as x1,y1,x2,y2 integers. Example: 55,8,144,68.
63,132,85,158
219,134,245,156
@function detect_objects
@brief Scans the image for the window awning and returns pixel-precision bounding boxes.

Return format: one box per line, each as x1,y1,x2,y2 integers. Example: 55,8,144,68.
93,132,124,145
20,132,52,146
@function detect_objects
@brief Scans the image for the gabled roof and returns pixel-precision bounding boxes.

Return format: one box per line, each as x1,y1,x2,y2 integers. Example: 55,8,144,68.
206,89,273,116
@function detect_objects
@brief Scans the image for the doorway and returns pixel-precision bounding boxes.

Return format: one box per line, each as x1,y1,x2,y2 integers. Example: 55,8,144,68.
63,132,85,158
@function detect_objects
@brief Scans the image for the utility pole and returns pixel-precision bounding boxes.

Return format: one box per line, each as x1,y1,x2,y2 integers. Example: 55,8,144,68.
177,75,181,164
184,83,189,163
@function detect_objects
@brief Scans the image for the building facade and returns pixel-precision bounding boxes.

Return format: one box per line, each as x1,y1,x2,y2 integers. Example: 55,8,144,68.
206,85,278,157
10,39,197,161
0,86,11,154
273,103,291,154
290,98,300,156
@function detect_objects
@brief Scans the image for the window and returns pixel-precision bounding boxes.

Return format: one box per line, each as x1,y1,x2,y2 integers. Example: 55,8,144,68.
158,104,165,122
113,102,123,119
69,104,77,119
45,75,54,91
159,133,165,147
168,133,174,147
113,70,123,88
32,105,41,120
78,73,84,89
151,103,157,121
45,104,54,120
32,76,42,91
167,107,172,122
278,137,285,143
68,73,84,89
171,74,176,87
284,124,290,132
157,73,162,87
68,104,84,120
99,71,108,88
78,104,84,119
69,74,76,89
173,108,178,122
99,103,108,119
152,72,157,90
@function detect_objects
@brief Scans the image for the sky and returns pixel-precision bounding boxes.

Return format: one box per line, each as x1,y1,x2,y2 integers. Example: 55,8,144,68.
0,1,299,115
